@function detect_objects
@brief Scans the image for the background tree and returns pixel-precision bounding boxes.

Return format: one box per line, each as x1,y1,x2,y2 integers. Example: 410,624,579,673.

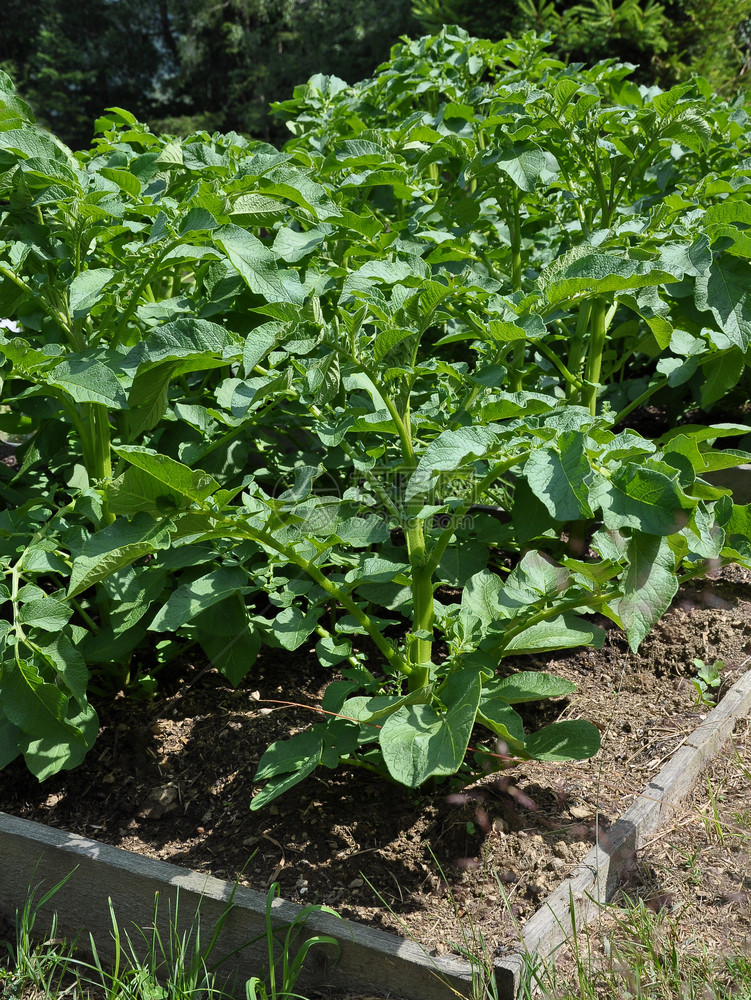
0,0,417,147
411,0,751,90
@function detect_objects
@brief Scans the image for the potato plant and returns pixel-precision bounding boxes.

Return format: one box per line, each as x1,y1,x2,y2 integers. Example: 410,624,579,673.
0,34,750,807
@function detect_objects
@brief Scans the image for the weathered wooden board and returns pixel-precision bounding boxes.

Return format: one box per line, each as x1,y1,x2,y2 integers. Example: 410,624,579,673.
1,669,749,999
494,668,751,994
0,811,476,999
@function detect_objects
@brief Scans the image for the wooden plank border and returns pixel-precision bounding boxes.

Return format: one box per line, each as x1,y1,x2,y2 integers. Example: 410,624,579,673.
494,668,751,994
1,669,749,999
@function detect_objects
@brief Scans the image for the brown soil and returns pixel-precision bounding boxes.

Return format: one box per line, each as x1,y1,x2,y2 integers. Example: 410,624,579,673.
1,569,750,988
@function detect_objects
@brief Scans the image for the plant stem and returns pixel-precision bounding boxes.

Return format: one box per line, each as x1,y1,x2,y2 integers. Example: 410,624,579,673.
508,188,525,392
567,301,591,399
82,404,114,524
581,298,609,416
227,518,409,676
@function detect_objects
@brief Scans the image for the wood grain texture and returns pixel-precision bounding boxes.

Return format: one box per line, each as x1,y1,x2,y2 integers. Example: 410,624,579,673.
494,668,751,993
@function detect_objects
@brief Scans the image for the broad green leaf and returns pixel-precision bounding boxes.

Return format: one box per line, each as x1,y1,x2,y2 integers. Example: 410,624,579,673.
127,318,237,365
2,657,81,740
250,762,319,810
20,702,99,780
475,699,526,751
695,258,751,351
230,192,289,226
379,670,481,787
271,606,320,651
49,358,128,408
199,622,261,686
114,446,219,502
69,269,116,318
540,253,677,306
461,569,509,627
316,636,352,668
99,167,141,198
107,467,186,516
149,566,248,632
216,224,301,304
615,534,678,651
18,598,72,631
34,632,89,706
502,614,605,654
260,166,342,220
406,426,496,500
524,720,601,762
0,716,20,769
273,225,329,263
483,672,577,704
242,323,282,375
524,432,593,520
700,350,744,408
592,464,689,535
68,512,173,598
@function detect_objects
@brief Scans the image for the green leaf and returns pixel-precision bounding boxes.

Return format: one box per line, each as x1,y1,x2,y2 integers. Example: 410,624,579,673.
68,513,173,598
524,720,601,762
482,672,577,704
699,350,744,408
379,670,482,787
524,432,593,520
2,657,81,740
18,598,72,631
540,253,678,306
475,699,526,751
107,467,186,516
592,464,689,535
695,258,751,351
406,426,496,500
49,357,128,408
195,595,261,685
242,323,281,375
34,632,89,706
502,614,606,654
114,446,219,502
271,606,320,651
615,534,678,652
69,269,116,318
0,716,20,769
316,636,352,668
20,702,98,780
199,623,261,687
251,728,323,810
216,223,302,304
149,566,248,632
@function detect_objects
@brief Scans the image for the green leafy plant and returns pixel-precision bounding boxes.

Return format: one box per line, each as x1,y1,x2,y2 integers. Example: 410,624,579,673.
690,656,723,706
245,882,340,1000
1,35,751,807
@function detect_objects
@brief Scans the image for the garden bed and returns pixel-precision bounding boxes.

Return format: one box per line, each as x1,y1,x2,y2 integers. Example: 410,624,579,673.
1,569,750,998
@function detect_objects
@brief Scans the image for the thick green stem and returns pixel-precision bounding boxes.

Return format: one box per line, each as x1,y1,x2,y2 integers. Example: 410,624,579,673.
82,404,114,524
581,298,609,416
567,301,591,400
508,189,525,392
405,518,433,690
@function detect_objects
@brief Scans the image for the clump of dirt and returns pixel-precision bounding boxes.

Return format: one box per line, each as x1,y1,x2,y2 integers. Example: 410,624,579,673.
1,572,750,961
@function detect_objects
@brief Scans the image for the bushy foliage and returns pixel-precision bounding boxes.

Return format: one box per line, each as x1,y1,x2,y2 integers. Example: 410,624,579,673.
1,33,750,805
